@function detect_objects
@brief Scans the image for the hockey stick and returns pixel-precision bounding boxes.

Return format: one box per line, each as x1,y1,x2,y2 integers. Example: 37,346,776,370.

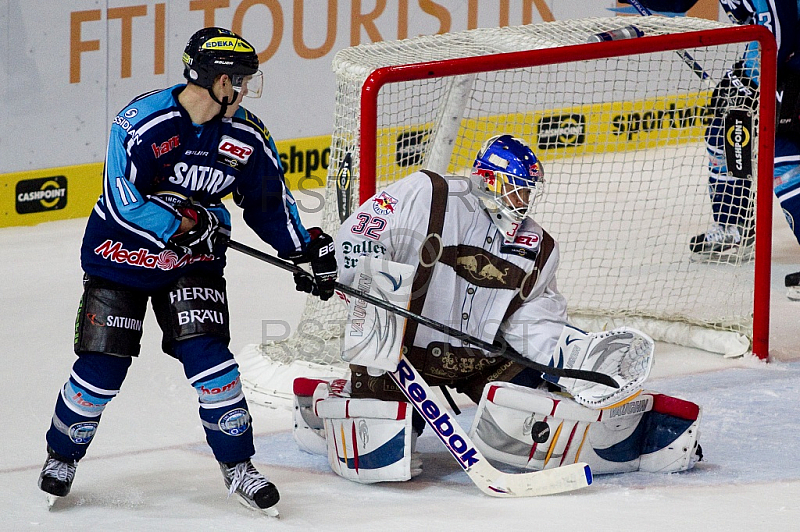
228,239,618,388
625,0,712,85
389,356,592,497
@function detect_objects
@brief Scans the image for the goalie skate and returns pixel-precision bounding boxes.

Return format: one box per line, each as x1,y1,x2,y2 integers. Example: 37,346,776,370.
689,223,754,262
219,460,280,518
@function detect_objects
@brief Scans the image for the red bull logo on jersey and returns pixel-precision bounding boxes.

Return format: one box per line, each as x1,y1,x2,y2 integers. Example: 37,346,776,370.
372,192,398,215
93,240,213,270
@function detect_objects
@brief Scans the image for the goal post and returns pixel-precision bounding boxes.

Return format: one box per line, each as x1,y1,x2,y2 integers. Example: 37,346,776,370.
242,17,776,401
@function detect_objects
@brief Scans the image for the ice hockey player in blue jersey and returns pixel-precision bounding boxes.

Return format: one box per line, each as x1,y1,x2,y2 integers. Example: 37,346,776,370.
37,27,337,516
631,1,800,296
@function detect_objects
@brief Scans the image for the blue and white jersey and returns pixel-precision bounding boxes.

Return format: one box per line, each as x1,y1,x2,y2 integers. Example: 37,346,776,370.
638,1,800,74
738,0,800,77
82,84,310,290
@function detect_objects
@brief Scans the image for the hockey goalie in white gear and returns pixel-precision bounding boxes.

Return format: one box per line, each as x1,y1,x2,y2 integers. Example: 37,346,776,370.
468,381,702,475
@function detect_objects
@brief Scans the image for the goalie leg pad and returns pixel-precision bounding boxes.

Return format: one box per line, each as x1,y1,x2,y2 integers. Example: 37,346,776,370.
469,382,701,475
312,385,414,483
469,381,601,471
637,394,702,473
292,377,349,456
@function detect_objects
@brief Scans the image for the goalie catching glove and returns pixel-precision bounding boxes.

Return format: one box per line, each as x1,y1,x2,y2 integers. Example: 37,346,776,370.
545,325,654,409
169,200,221,255
291,227,337,301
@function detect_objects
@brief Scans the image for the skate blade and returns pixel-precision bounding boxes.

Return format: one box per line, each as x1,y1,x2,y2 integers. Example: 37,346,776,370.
689,248,754,264
45,494,59,509
787,287,800,301
235,495,280,518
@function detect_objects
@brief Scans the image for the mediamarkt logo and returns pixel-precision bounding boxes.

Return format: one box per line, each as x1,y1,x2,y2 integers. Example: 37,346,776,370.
93,240,213,270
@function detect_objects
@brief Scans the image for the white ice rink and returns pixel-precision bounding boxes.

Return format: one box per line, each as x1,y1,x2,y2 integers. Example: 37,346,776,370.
2,194,800,531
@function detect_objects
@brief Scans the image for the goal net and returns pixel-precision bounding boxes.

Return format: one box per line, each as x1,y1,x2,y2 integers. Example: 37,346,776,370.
240,16,775,402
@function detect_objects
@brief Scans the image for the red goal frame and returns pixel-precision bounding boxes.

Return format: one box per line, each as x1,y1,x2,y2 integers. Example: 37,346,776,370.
357,25,777,360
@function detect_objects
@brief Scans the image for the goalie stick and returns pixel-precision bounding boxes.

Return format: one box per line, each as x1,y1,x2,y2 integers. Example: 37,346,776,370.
389,356,592,497
228,239,618,388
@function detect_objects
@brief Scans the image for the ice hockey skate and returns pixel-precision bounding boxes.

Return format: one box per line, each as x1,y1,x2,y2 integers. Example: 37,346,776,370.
38,447,76,509
219,460,280,517
689,223,754,262
785,272,800,301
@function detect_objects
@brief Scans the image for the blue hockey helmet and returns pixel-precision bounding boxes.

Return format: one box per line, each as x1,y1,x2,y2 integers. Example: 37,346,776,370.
470,135,545,239
183,27,263,98
720,0,755,25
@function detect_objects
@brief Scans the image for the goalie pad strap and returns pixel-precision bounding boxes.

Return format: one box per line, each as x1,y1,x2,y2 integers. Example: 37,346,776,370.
401,170,447,348
315,396,409,421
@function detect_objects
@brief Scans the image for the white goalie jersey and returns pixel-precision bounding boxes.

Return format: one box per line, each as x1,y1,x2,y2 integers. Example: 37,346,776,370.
336,170,569,365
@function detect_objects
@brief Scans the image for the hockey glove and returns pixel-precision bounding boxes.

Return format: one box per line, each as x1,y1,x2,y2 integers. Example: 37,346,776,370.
170,202,220,256
710,61,758,115
292,227,337,301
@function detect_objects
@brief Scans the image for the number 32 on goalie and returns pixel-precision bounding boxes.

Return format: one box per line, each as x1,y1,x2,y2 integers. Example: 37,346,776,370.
350,213,387,240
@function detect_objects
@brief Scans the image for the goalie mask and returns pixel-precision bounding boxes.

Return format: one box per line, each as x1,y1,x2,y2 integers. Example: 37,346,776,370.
183,27,263,116
720,0,755,25
470,135,544,240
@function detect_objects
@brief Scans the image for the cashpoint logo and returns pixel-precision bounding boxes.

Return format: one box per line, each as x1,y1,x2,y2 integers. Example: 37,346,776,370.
537,114,586,149
15,176,68,214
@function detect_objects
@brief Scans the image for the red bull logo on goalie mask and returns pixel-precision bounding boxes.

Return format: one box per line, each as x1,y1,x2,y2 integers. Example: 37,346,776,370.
394,359,480,468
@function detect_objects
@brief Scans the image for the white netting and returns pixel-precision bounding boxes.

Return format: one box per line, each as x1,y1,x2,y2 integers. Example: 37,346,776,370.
251,17,763,375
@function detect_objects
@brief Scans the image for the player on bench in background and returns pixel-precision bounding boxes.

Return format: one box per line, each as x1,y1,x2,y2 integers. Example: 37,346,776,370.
37,27,337,516
292,135,703,484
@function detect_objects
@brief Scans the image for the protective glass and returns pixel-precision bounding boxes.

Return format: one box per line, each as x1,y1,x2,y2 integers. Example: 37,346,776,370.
232,70,263,98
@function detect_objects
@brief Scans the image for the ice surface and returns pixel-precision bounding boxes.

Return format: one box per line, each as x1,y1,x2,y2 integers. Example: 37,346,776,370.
2,197,799,531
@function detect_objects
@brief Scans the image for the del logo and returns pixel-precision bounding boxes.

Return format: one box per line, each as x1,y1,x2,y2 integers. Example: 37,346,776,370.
15,176,67,214
372,192,398,215
513,232,540,248
93,240,214,270
218,136,253,163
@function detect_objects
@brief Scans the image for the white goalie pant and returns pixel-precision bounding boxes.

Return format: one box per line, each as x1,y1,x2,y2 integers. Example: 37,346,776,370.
468,381,702,474
292,377,416,483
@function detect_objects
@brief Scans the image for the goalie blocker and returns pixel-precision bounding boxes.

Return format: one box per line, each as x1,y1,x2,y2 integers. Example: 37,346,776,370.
469,381,702,474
